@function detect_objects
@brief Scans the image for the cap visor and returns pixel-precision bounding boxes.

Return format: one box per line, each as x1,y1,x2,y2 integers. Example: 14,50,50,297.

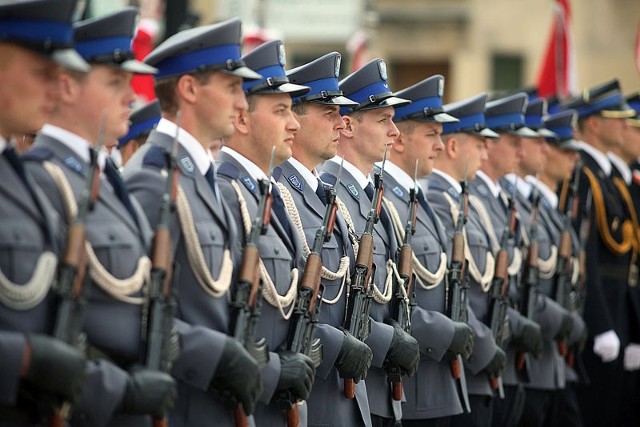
536,128,558,139
320,95,359,107
512,126,540,138
627,118,640,128
559,138,581,151
223,66,263,80
600,109,637,119
121,60,158,75
431,112,460,123
480,128,500,139
51,49,90,72
275,82,311,97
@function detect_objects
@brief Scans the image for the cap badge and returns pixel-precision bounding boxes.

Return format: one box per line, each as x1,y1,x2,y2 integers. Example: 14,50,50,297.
378,60,387,80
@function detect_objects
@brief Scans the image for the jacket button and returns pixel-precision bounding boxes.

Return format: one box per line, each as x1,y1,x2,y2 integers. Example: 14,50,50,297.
274,248,280,255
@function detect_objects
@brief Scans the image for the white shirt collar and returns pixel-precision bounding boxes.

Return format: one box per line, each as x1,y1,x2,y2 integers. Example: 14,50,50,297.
432,168,462,194
377,161,415,192
156,118,212,176
504,173,532,199
329,156,370,190
607,152,632,185
220,146,268,182
41,124,107,170
0,136,7,154
575,140,612,176
525,175,558,209
287,157,320,191
476,170,502,198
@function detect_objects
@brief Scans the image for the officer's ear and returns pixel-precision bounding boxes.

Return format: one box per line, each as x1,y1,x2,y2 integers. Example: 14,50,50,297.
176,74,198,105
442,134,457,158
392,133,405,154
58,71,82,104
233,109,250,135
341,115,355,139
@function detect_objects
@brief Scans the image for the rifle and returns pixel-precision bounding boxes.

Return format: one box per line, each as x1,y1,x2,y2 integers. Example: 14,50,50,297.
143,114,181,427
388,160,418,400
445,164,470,380
554,162,581,357
278,163,342,427
49,120,106,427
229,148,275,426
488,185,517,390
343,148,388,398
516,181,541,371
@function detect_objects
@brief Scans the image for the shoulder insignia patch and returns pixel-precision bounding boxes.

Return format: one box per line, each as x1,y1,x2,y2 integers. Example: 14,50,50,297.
477,184,488,196
347,183,359,198
287,174,303,192
447,187,459,199
392,186,404,198
241,176,257,194
63,156,84,173
179,155,195,175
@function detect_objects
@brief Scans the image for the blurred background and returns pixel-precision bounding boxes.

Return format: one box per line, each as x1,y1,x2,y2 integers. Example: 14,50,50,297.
84,0,640,102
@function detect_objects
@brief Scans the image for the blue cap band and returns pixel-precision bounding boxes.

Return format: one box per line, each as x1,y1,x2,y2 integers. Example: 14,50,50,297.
75,36,132,60
154,44,241,79
395,96,441,121
443,112,485,134
0,19,72,46
243,64,287,92
348,80,391,105
292,77,340,103
486,112,525,130
118,115,160,147
545,125,573,140
525,113,543,128
574,92,626,118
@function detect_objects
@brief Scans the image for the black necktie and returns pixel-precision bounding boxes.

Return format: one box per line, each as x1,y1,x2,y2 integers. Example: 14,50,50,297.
4,146,37,200
204,165,222,207
316,180,328,206
271,184,294,243
104,158,139,228
363,182,393,250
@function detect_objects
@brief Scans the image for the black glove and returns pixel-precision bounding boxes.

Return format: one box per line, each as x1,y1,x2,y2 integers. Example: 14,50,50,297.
511,316,543,358
447,321,474,360
384,319,420,377
25,334,86,404
276,350,315,402
555,311,574,341
119,368,177,418
484,347,506,378
210,337,263,415
335,330,372,383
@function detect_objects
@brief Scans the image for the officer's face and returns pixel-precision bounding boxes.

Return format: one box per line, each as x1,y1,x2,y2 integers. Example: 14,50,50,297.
485,133,522,178
400,121,444,176
621,124,640,162
246,93,300,167
0,44,59,138
596,116,627,149
456,133,486,180
195,72,247,140
544,145,579,182
351,106,400,164
518,136,548,176
292,103,345,165
77,65,135,142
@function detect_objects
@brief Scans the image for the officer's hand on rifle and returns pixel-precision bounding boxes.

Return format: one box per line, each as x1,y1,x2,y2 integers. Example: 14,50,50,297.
447,321,474,360
384,319,420,377
335,330,373,383
276,350,315,401
22,334,87,404
210,337,263,415
511,316,543,359
119,367,177,418
483,347,506,379
554,310,574,342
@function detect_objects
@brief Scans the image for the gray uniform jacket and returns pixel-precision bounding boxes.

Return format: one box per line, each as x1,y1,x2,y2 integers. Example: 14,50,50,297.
382,169,465,420
123,129,241,427
468,177,531,386
320,160,399,421
25,135,154,427
276,160,371,427
0,147,61,425
216,150,307,427
500,178,567,391
426,172,499,397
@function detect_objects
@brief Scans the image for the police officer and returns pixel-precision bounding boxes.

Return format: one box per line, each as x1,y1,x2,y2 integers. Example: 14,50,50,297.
215,39,317,427
427,93,507,427
117,100,160,168
470,94,545,427
320,59,421,427
277,51,374,427
125,18,264,427
560,79,639,427
0,0,89,424
24,8,177,426
385,75,475,427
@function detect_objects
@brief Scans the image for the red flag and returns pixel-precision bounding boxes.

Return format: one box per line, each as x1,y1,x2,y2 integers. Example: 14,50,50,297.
635,21,640,75
537,0,577,99
346,30,369,73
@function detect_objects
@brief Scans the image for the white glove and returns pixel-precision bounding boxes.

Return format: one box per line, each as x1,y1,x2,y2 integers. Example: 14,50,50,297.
624,343,640,371
593,330,620,362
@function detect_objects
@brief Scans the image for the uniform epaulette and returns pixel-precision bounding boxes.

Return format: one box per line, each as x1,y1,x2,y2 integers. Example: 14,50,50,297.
217,162,239,180
21,146,54,162
142,145,167,169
